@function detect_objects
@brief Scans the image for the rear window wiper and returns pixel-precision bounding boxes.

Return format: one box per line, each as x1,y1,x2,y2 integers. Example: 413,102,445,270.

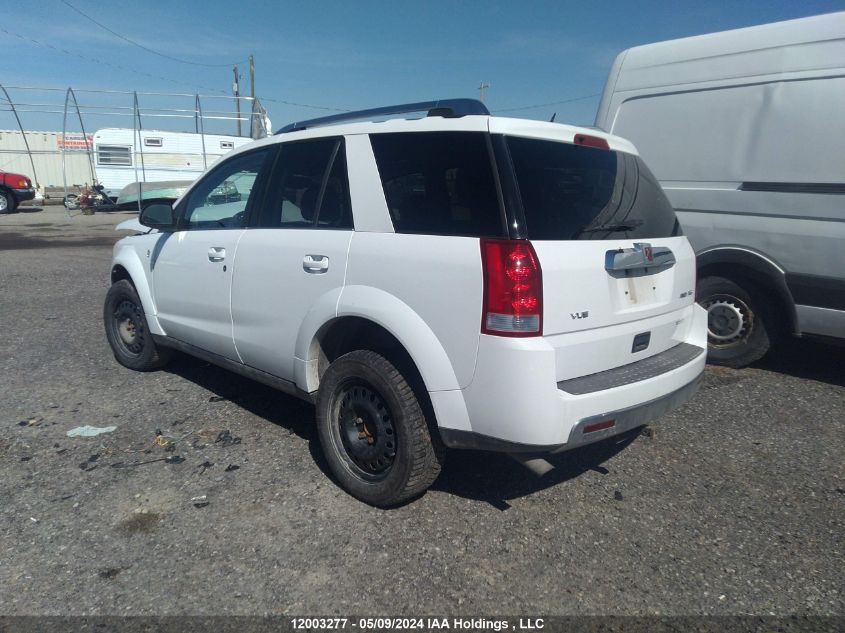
577,220,643,234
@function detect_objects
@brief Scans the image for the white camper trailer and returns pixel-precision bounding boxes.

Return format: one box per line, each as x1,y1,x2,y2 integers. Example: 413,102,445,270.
595,12,845,367
92,128,254,199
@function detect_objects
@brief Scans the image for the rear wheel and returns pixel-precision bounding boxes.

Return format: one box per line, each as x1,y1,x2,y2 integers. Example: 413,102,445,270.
63,194,80,210
104,280,172,371
0,190,16,214
316,350,443,506
697,275,774,368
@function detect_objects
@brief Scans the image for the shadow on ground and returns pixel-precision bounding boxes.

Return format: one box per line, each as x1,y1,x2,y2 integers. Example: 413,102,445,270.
164,353,641,509
431,429,641,510
752,336,845,387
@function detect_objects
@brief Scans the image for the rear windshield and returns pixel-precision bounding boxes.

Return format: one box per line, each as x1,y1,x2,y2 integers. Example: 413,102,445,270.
370,132,506,237
506,136,680,240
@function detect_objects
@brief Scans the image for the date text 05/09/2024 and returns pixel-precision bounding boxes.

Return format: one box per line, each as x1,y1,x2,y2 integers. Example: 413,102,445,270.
290,618,545,631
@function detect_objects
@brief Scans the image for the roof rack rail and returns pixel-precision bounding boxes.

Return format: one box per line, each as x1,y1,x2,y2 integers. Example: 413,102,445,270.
276,98,489,134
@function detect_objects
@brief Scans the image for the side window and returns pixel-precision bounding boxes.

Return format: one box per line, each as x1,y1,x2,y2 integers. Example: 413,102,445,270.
369,132,505,237
257,138,352,229
181,148,273,229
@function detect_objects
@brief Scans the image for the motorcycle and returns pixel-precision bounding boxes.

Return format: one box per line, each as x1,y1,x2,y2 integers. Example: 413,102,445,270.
64,183,112,214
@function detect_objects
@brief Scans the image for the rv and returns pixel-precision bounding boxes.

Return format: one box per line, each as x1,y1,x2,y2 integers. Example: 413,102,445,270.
595,12,845,367
92,128,253,199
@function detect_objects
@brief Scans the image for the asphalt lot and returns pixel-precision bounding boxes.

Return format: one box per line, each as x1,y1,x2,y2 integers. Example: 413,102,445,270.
0,206,843,617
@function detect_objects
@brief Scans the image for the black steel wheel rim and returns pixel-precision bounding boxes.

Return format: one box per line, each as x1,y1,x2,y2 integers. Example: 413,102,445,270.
111,298,145,356
333,380,396,481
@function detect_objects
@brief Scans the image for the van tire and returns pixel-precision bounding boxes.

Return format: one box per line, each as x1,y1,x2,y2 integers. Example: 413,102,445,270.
697,275,774,368
104,280,172,371
316,350,443,507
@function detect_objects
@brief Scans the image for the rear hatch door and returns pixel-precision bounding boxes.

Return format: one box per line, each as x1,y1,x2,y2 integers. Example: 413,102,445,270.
499,131,697,378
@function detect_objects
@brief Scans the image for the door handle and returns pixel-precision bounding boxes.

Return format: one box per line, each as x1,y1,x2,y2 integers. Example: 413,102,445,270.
303,254,329,273
208,247,226,262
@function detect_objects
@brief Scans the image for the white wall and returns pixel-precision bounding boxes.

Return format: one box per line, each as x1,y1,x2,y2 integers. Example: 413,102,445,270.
0,130,95,188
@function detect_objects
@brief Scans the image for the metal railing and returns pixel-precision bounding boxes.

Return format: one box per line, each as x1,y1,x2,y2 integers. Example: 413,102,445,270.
0,85,269,216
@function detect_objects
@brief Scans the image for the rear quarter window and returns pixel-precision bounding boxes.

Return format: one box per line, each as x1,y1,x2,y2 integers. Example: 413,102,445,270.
370,132,506,238
506,136,680,240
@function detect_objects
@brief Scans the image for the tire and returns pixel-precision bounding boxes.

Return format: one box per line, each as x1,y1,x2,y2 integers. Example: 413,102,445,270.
0,189,16,214
103,279,172,371
63,194,80,211
697,275,775,368
316,350,444,507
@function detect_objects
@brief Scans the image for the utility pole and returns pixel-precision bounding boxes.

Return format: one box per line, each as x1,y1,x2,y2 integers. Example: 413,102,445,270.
478,81,489,102
249,54,255,137
249,55,255,99
233,64,241,137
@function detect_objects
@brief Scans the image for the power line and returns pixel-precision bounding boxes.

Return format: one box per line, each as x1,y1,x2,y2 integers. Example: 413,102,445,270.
0,26,348,113
0,26,229,95
59,0,248,68
259,96,350,112
492,93,601,113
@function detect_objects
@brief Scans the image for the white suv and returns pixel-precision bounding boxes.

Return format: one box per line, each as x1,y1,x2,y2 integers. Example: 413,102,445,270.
104,99,707,506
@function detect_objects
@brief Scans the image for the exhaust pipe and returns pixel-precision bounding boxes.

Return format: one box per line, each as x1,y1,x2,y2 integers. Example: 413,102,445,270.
509,453,555,477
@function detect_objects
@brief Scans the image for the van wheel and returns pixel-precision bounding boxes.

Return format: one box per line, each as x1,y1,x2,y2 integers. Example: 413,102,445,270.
0,190,16,214
316,350,443,507
104,280,172,371
697,276,774,368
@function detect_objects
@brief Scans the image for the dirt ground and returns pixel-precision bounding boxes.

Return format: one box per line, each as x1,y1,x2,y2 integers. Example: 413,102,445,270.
1,206,843,619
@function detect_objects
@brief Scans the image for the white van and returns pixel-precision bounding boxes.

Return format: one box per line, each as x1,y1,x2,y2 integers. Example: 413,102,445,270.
92,128,253,199
595,12,845,367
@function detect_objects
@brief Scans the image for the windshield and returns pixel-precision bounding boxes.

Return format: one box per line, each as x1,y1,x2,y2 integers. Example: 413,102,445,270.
506,136,681,240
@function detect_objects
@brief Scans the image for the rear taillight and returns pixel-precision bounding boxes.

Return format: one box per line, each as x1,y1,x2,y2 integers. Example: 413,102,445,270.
480,238,542,337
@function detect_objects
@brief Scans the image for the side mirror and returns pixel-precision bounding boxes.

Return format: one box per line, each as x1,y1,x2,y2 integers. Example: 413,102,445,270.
139,202,176,230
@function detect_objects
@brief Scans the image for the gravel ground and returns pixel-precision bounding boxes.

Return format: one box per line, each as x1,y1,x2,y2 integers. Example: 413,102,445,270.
0,207,843,617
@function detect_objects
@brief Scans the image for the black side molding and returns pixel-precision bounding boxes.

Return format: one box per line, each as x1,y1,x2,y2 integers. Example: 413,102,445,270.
786,273,845,311
740,182,845,195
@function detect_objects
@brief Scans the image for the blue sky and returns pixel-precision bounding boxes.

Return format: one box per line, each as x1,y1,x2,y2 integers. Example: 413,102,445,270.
2,0,844,135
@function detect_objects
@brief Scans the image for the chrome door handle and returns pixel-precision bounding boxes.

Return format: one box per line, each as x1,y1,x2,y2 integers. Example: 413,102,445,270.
208,247,226,262
303,254,329,273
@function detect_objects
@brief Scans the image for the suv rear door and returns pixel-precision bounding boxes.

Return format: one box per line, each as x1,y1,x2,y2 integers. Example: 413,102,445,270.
230,137,353,381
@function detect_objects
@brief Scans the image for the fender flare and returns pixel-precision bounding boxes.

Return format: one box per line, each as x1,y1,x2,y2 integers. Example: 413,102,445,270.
110,245,165,336
293,287,344,391
696,245,798,333
294,285,462,394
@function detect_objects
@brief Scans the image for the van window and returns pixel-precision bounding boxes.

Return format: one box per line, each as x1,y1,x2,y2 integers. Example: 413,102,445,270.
506,137,680,240
370,132,505,238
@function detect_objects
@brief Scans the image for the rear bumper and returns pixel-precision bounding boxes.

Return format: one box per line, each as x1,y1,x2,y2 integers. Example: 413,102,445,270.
436,303,708,452
440,373,702,453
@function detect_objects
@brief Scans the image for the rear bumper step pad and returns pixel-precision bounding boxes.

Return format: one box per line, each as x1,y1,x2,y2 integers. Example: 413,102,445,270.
557,342,705,395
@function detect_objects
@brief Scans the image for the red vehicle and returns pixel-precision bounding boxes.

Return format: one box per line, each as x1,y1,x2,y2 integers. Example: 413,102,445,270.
0,170,35,214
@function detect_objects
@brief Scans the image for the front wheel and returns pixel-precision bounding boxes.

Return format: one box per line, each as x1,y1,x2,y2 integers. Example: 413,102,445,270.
697,275,775,368
315,350,443,507
104,279,172,371
0,190,16,214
